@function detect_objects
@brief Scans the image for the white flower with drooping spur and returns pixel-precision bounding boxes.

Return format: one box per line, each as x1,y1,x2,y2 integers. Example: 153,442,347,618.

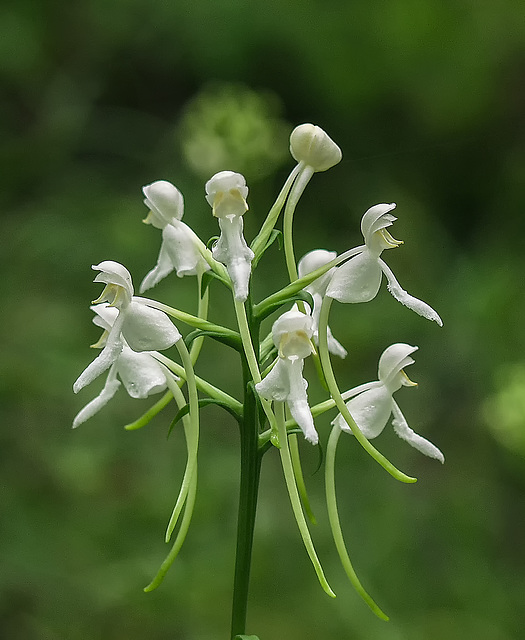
140,180,210,292
326,203,443,325
73,261,181,394
332,343,444,462
206,171,254,302
297,249,347,358
255,309,318,444
72,304,171,428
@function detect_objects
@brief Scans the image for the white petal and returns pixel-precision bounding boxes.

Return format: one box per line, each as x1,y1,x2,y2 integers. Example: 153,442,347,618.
285,358,318,444
72,370,121,428
255,359,290,402
122,302,181,351
391,401,444,462
326,327,348,359
298,249,337,296
73,312,125,393
116,347,167,398
164,222,209,277
212,216,254,301
205,171,249,218
140,241,175,293
334,384,393,439
379,259,443,326
326,250,383,303
91,303,119,331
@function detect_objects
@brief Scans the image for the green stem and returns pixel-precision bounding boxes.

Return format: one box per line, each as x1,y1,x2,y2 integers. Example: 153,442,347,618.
289,433,317,525
325,425,389,620
250,164,301,259
230,382,262,639
152,353,243,416
318,296,416,484
144,472,197,592
282,165,314,282
234,299,277,435
163,375,198,543
124,390,173,431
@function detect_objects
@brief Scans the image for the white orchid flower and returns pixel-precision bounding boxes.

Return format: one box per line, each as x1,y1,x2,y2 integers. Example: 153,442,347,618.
72,304,171,428
332,343,444,462
297,249,347,359
255,309,318,444
206,171,254,302
73,261,181,394
325,204,443,326
140,180,210,292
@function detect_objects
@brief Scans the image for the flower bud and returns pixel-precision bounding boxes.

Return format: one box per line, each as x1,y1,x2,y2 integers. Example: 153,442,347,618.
289,124,342,172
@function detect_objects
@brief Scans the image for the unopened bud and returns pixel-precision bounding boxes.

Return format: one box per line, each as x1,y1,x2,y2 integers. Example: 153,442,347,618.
289,124,342,172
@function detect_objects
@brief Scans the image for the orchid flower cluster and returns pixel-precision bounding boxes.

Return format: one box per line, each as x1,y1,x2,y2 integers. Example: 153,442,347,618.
73,123,444,636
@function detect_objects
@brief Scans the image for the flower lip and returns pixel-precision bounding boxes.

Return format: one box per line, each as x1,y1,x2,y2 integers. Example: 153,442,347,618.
142,180,184,226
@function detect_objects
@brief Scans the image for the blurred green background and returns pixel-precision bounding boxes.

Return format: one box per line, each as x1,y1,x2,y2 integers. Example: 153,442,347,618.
2,0,525,638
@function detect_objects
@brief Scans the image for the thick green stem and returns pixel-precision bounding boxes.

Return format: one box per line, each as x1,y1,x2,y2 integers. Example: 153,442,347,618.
230,383,262,639
318,296,416,484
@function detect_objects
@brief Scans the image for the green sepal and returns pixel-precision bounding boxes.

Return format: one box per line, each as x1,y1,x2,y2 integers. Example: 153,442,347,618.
254,290,315,323
185,328,242,352
168,398,243,438
251,228,282,269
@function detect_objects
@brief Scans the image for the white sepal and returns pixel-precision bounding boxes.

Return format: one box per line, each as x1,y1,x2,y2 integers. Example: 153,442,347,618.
140,221,209,292
379,260,443,326
123,301,181,351
116,346,168,399
212,215,254,302
391,401,444,463
72,367,121,428
325,250,382,303
143,180,184,226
